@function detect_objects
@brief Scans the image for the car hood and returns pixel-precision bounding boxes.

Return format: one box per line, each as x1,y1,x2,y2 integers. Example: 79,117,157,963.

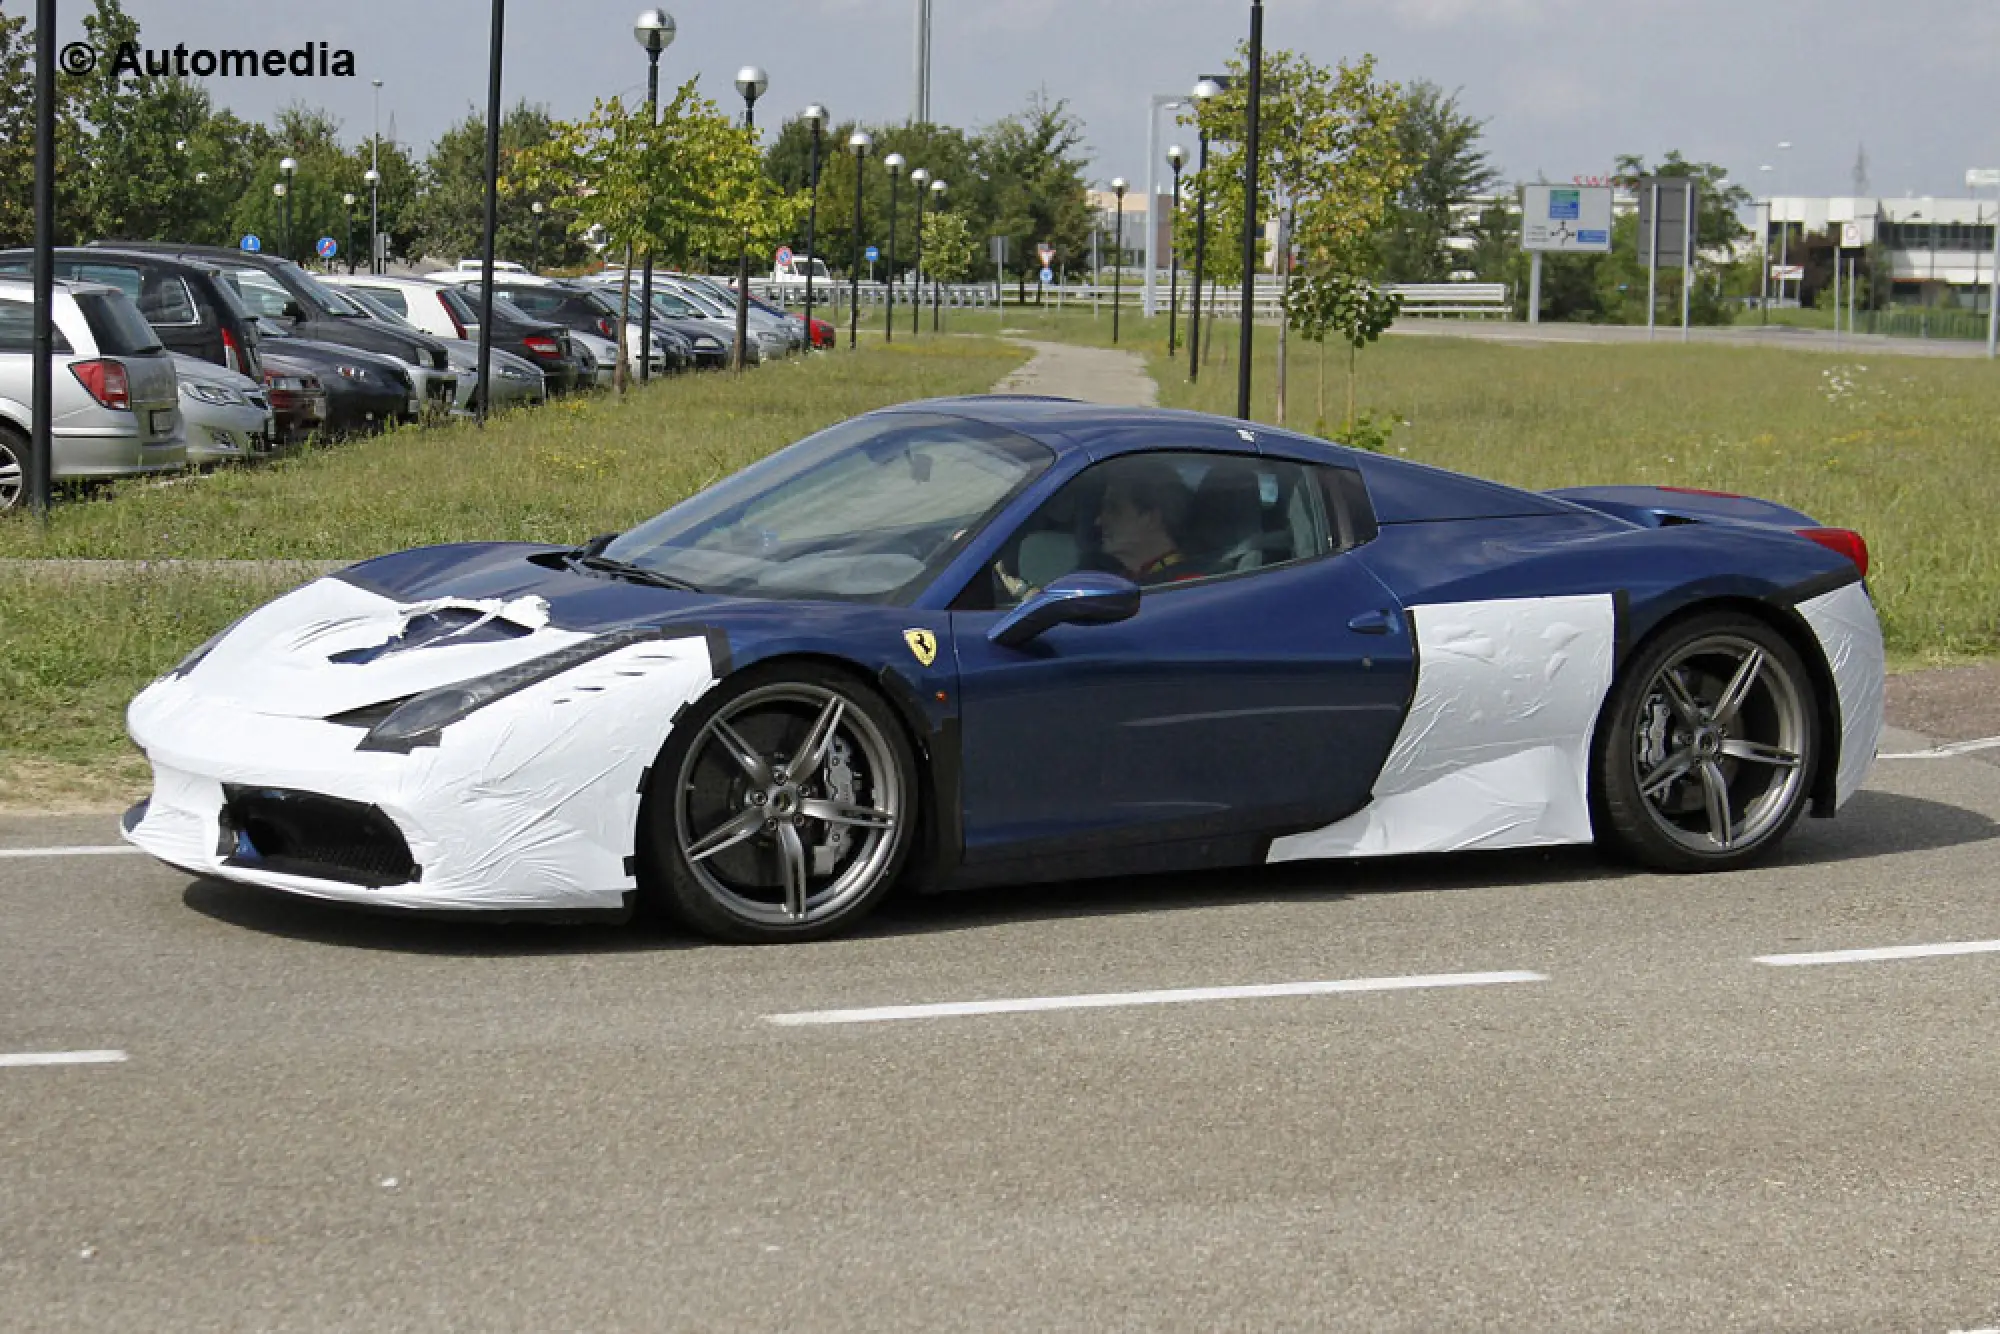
172,352,260,394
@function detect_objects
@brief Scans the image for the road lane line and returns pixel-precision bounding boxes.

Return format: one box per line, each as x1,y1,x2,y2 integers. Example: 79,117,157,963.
1756,940,2000,968
0,845,143,860
0,1050,128,1068
765,970,1548,1026
1877,735,2000,760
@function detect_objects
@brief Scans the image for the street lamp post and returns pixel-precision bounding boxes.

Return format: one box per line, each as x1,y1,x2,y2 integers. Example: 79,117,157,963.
634,10,676,383
910,167,929,336
1187,78,1220,383
734,65,769,373
342,193,357,273
1236,0,1265,421
929,178,946,330
883,153,905,342
802,105,828,351
1143,93,1184,318
848,130,873,349
1166,144,1185,353
278,157,296,259
370,78,383,274
1110,177,1128,343
473,0,507,424
530,201,544,273
364,168,381,274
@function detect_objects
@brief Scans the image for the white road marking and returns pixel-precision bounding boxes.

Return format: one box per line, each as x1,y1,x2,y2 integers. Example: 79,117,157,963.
0,845,143,860
0,1050,128,1068
1756,940,2000,968
1878,734,2000,760
766,970,1548,1026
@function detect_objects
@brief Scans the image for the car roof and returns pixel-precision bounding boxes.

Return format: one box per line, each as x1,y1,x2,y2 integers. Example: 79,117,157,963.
0,274,119,299
882,396,1355,462
0,246,227,278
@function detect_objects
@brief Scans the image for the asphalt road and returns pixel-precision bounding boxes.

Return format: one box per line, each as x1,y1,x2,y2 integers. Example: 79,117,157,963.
1392,317,1998,360
4,728,2000,1332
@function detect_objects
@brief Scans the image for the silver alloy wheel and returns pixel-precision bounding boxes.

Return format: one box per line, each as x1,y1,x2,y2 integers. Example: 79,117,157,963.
0,438,21,511
1632,632,1808,855
673,682,904,927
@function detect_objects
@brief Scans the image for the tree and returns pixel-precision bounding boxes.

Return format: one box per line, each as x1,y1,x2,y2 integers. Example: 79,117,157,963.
1289,272,1400,439
1375,82,1499,283
765,117,983,283
412,102,570,267
921,209,975,283
976,92,1094,296
514,79,804,384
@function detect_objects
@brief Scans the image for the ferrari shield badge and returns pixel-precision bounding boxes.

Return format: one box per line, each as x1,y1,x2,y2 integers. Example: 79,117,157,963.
903,628,938,667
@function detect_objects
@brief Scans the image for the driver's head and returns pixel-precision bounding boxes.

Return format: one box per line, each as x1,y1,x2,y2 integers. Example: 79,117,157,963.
1097,458,1189,577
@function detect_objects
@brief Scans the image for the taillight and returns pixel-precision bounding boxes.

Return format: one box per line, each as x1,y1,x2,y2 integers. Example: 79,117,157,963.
524,334,560,358
445,300,468,341
1799,527,1869,578
70,358,131,410
221,325,241,373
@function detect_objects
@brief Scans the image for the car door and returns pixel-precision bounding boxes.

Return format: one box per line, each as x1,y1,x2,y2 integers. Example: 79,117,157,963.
63,261,217,365
948,450,1413,865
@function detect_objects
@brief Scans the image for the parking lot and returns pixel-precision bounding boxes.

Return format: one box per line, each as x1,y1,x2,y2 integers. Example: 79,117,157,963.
3,725,1997,1332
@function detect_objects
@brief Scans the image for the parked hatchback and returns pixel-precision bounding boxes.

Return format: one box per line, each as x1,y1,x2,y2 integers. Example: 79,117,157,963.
0,247,263,381
0,277,186,508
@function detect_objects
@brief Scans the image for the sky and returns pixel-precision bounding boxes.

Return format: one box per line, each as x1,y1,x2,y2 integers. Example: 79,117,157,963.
95,0,2000,205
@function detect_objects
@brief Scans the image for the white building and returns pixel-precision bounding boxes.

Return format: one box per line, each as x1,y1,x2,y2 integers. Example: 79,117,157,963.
1768,196,1999,307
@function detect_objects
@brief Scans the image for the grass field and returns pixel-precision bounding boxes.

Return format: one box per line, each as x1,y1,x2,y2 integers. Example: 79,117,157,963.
963,307,2000,666
0,338,1027,802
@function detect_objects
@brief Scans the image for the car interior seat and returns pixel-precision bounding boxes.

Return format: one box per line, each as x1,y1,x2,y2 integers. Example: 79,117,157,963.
1186,465,1268,574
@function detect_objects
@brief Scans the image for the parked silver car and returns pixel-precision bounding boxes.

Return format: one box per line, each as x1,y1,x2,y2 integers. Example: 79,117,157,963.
172,353,274,463
0,276,186,509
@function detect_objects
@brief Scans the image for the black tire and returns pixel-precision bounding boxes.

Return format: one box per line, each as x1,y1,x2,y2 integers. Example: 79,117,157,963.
639,662,920,943
0,425,24,512
1594,610,1820,872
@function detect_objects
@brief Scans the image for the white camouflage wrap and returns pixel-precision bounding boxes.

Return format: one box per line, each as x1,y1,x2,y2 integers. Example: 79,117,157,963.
1269,594,1618,862
1796,580,1884,808
124,577,718,913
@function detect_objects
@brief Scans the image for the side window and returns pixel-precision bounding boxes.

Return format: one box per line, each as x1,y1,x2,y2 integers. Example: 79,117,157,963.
1315,465,1379,552
976,452,1336,609
140,274,200,327
355,286,408,316
505,289,558,315
224,269,296,319
72,263,143,302
0,299,74,353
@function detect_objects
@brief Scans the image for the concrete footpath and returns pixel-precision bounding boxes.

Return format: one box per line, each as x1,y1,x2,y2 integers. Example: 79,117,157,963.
992,337,1158,406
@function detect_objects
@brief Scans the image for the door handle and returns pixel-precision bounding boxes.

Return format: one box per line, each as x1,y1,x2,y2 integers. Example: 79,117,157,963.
1347,609,1396,635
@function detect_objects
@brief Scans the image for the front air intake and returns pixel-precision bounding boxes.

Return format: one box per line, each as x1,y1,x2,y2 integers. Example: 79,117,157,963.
220,786,418,887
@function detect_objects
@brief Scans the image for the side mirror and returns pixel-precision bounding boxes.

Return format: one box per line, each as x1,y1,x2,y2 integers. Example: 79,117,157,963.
989,572,1141,649
280,300,308,322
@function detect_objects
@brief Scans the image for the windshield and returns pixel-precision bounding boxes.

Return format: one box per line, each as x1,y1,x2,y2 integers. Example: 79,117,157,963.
74,290,164,355
661,283,729,317
603,413,1053,603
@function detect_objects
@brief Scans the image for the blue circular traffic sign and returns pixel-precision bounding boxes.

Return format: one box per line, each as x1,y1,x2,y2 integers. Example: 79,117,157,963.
865,245,880,263
1039,267,1054,284
316,237,338,259
240,234,262,253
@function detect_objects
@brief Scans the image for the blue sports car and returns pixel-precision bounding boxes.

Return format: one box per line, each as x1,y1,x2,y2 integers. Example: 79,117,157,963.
124,398,1884,942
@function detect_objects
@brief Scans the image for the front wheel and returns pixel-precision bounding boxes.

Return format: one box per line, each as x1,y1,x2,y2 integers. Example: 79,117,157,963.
641,664,919,943
0,427,24,511
1595,612,1820,872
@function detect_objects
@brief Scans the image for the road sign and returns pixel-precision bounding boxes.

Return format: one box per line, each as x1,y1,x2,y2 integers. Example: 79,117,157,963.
1037,243,1055,265
239,234,261,253
1039,267,1054,284
1636,177,1698,270
316,237,337,260
775,245,794,268
1841,222,1863,249
1520,185,1611,253
1968,168,2000,190
1770,265,1804,281
865,245,880,263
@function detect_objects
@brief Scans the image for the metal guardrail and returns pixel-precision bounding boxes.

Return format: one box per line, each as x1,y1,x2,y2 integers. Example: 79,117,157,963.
745,278,1511,319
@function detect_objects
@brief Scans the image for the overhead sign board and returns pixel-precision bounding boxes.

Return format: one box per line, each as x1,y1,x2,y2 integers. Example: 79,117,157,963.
1521,185,1612,252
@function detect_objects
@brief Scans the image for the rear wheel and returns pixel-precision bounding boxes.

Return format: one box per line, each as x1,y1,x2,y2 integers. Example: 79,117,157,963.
0,426,23,511
641,664,918,943
1596,612,1819,872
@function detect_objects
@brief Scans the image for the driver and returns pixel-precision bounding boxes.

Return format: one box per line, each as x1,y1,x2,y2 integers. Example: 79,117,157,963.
1095,459,1195,586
